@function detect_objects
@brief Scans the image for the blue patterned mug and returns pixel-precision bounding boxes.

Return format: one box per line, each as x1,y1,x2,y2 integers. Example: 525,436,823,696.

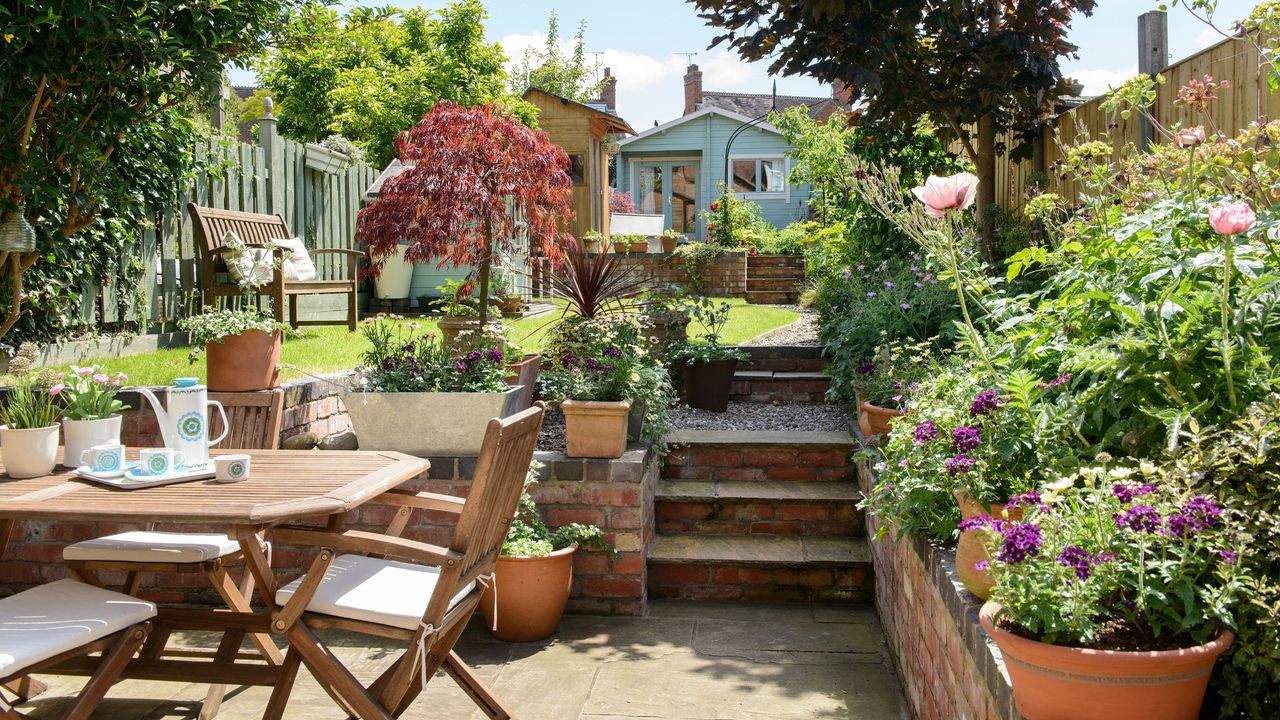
139,447,186,477
214,454,251,483
80,443,125,477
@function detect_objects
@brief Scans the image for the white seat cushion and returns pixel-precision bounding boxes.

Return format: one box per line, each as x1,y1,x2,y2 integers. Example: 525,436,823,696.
272,236,317,281
63,531,242,564
0,578,155,677
275,554,475,631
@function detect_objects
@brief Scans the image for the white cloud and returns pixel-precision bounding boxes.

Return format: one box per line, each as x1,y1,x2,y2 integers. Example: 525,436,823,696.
1070,66,1139,97
701,49,755,87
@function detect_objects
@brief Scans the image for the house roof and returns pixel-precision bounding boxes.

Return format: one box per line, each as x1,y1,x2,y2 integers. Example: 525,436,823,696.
618,106,782,147
702,91,843,121
522,87,636,136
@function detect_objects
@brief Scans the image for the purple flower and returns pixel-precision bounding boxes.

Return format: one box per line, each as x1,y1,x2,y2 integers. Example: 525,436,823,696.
900,303,911,310
1182,496,1222,527
974,560,989,571
604,347,622,358
584,358,601,371
1049,372,1073,387
914,282,924,288
855,363,876,375
1115,505,1161,534
996,522,1043,563
1056,545,1095,581
1217,550,1238,564
867,291,877,298
1006,491,1041,508
381,358,395,370
1166,513,1202,538
1112,483,1157,504
945,454,975,476
952,426,982,453
912,421,939,445
601,363,615,373
969,390,1001,417
958,514,991,532
486,348,504,362
465,350,483,361
561,353,579,368
884,280,895,288
454,361,468,372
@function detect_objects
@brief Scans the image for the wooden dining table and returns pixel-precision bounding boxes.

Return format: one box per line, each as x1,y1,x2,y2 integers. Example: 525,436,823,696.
0,448,430,717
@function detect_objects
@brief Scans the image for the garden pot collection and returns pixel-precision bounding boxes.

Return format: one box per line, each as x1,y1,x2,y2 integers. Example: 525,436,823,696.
857,396,904,439
207,329,281,392
562,399,631,458
437,315,480,347
979,602,1233,720
482,546,576,642
343,385,523,456
954,491,1022,600
61,414,122,469
683,359,738,413
1,424,60,478
504,354,541,413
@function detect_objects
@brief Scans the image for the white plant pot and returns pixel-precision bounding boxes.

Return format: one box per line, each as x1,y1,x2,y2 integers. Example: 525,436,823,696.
375,245,415,300
1,425,60,478
61,414,123,469
342,386,523,457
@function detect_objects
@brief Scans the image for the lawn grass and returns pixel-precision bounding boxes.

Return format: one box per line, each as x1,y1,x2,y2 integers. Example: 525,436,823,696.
75,299,798,386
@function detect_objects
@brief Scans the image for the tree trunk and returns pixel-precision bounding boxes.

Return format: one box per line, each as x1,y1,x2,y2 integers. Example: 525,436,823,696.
476,217,493,327
975,113,997,263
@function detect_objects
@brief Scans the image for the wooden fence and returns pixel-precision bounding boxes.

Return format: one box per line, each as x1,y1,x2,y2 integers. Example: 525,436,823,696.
983,31,1278,211
90,115,378,332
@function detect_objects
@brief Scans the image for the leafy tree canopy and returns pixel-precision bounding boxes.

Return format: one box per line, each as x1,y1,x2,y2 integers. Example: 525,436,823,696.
257,0,537,169
508,11,603,103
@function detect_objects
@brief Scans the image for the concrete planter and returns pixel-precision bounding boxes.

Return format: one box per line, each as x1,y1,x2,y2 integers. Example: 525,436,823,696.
343,386,523,456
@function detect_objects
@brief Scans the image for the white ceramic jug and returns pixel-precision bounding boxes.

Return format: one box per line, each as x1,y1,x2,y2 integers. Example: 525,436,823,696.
134,378,228,468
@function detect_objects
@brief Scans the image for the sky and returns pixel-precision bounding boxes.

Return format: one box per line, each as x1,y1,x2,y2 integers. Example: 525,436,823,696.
229,0,1264,130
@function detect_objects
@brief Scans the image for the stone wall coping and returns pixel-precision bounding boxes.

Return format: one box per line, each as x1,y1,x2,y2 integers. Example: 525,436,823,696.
667,429,855,447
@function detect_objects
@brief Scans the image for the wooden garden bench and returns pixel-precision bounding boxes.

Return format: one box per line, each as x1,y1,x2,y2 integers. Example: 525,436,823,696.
187,204,361,331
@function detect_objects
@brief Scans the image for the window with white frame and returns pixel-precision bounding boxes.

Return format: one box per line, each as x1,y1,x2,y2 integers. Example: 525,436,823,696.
730,156,787,197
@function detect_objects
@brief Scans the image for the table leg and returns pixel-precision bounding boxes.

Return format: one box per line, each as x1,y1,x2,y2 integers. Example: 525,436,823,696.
0,518,14,559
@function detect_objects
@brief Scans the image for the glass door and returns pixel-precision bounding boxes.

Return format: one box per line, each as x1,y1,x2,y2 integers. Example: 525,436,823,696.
634,160,700,237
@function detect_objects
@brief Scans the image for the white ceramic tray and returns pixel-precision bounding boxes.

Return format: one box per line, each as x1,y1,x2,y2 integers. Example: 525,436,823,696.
75,460,216,490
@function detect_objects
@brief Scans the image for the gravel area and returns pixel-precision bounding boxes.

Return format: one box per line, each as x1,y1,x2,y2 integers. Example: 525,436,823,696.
671,401,850,432
743,305,820,346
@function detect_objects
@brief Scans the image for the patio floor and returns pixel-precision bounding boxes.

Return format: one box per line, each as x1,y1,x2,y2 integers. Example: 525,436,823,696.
22,602,907,719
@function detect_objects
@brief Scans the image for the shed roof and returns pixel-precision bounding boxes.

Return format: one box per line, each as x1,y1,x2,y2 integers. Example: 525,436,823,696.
522,87,636,136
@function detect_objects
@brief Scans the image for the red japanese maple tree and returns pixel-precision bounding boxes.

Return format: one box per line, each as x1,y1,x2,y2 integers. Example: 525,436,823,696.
356,100,575,325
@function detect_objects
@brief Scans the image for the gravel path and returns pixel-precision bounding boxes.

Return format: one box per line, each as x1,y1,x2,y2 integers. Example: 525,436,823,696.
743,305,821,346
672,401,850,432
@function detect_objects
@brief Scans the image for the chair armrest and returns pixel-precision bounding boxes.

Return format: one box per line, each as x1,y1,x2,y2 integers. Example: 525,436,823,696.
372,490,466,514
271,526,464,568
309,248,365,258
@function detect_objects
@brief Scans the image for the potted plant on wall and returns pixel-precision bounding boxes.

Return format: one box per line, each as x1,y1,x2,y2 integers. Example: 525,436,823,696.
1,376,61,478
850,341,935,440
581,230,604,254
434,278,481,347
659,229,683,253
59,364,127,469
640,284,691,357
482,461,615,642
491,267,524,318
974,478,1244,720
668,297,748,413
356,100,574,339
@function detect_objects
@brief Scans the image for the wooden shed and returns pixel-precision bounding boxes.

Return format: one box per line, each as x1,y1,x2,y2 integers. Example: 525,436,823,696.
523,88,635,240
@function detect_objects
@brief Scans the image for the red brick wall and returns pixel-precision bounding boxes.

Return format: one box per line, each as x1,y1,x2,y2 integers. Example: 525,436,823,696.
611,251,747,297
858,460,1019,720
664,443,853,483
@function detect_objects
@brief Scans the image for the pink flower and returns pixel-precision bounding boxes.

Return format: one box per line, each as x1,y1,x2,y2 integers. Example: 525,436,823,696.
92,373,109,383
49,383,64,396
116,372,128,383
77,367,93,376
911,173,980,218
1173,126,1207,148
1209,201,1256,235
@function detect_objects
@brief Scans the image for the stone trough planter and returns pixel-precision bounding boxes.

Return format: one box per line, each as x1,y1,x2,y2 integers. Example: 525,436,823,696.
343,386,523,456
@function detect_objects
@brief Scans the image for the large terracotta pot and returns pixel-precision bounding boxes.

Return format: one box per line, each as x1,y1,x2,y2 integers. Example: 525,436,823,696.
682,358,738,413
980,602,1233,720
954,490,1022,600
562,399,631,458
857,396,904,439
207,329,281,392
437,316,479,347
482,546,576,642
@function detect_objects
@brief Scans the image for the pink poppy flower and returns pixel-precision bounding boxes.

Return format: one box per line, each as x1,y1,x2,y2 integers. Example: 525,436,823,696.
1209,201,1256,235
77,367,93,376
911,173,980,218
49,383,64,396
92,373,109,383
1173,126,1207,149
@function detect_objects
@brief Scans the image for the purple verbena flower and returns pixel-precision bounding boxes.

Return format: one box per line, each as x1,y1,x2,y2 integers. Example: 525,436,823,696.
912,421,939,445
957,513,991,532
486,348,504,362
867,291,877,298
1112,483,1157,504
974,560,989,571
1006,491,1041,508
884,280,895,288
561,353,579,368
1182,496,1222,527
996,523,1043,564
584,358,601,371
952,426,982,453
1217,550,1238,564
1115,505,1161,534
1166,513,1203,538
1049,372,1073,387
1056,545,1095,581
969,390,1002,417
604,347,623,358
901,303,912,310
945,454,975,476
465,350,483,361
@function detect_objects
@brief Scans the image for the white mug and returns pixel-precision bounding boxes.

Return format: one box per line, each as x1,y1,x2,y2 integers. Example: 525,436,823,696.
139,448,186,477
80,443,125,477
214,454,251,483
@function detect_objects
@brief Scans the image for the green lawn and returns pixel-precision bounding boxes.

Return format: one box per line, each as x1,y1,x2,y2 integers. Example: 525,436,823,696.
84,299,797,386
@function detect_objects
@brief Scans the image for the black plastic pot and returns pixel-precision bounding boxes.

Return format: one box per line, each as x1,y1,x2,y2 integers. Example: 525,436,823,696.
682,358,738,412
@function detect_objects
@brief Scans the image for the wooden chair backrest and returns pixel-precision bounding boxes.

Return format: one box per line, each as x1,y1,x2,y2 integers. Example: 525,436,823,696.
209,390,285,450
187,203,293,271
446,404,544,594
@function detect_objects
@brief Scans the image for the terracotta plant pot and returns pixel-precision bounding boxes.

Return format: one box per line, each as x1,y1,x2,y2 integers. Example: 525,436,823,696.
644,312,689,353
954,491,1022,600
629,241,649,253
857,396,904,439
504,354,541,412
482,546,575,642
437,315,480,347
683,358,738,413
562,399,631,458
612,242,628,254
660,237,679,253
499,297,523,318
207,329,281,392
980,602,1233,720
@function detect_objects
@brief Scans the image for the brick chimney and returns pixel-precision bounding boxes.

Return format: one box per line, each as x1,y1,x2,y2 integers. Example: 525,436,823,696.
601,67,617,111
831,79,853,108
683,64,703,115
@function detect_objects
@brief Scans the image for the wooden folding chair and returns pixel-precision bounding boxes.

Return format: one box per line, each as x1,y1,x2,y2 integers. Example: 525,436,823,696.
0,579,153,719
60,389,286,718
265,403,546,720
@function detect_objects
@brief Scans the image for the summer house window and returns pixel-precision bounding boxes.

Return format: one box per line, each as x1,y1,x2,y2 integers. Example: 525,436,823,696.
730,157,786,196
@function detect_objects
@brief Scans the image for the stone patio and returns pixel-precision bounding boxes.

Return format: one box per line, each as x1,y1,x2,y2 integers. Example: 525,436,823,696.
21,602,907,720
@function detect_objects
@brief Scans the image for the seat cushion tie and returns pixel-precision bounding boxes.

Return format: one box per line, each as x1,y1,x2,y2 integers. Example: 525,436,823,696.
475,572,498,632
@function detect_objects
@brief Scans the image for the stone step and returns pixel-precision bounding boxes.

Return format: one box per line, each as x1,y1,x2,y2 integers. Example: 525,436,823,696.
747,255,806,268
747,265,807,279
730,370,830,403
656,479,862,536
664,430,855,483
648,535,873,603
745,291,800,305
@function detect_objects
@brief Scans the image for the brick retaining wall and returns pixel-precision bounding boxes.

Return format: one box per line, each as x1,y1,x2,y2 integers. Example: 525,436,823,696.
611,251,747,297
857,459,1019,720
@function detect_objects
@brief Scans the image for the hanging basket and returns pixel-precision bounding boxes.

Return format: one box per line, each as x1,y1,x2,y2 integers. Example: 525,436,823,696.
0,205,35,253
602,136,621,157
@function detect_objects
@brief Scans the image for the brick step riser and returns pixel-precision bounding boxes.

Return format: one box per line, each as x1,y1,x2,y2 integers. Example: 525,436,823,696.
747,279,803,291
663,446,853,483
648,562,872,603
730,378,830,404
747,256,807,268
738,358,828,373
746,292,800,305
748,266,808,279
656,499,862,536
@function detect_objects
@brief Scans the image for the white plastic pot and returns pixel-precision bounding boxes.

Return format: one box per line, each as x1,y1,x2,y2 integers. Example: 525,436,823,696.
1,425,60,478
374,245,415,300
61,414,122,469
